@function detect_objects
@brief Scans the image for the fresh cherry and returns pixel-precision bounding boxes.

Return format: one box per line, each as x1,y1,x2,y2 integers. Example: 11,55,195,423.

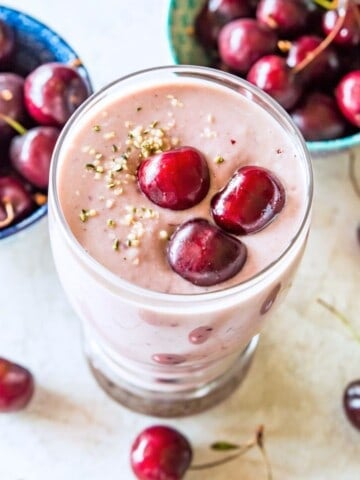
322,4,360,46
343,379,360,431
24,62,89,127
256,0,309,36
291,92,346,141
195,0,252,50
218,18,277,74
0,19,15,67
0,176,34,229
137,146,210,210
211,165,285,235
247,54,302,109
130,425,193,480
286,35,339,84
167,218,247,286
335,70,360,128
0,73,25,141
10,126,60,189
0,357,34,412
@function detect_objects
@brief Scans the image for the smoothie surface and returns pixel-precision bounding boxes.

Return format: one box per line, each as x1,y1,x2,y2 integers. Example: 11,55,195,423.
57,79,307,293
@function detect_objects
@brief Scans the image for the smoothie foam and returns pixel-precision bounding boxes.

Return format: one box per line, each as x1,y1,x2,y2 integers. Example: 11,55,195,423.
57,78,307,294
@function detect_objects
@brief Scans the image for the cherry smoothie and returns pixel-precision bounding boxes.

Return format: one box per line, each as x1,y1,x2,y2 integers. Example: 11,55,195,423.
49,66,312,416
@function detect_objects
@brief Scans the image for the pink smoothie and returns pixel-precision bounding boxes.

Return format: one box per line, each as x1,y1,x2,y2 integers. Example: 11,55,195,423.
50,72,311,388
57,80,307,294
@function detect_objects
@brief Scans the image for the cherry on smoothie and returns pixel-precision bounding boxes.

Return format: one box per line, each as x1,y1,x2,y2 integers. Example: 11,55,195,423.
24,62,89,127
130,425,193,480
211,165,285,235
291,91,347,141
137,146,210,210
0,357,34,412
0,176,34,228
218,18,277,74
0,19,15,67
343,379,360,431
247,54,303,109
10,126,60,189
167,218,247,286
335,70,360,127
0,73,25,141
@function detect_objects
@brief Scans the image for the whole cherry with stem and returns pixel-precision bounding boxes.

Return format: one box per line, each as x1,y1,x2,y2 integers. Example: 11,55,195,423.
0,113,60,190
290,0,349,76
130,424,272,480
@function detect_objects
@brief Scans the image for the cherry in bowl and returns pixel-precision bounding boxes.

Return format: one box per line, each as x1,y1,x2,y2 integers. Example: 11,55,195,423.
0,6,92,241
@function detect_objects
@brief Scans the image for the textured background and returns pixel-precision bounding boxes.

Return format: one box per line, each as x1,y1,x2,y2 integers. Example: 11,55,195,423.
0,1,359,478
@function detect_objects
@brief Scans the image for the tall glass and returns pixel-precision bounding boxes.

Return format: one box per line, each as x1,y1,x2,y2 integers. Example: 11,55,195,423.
48,66,313,417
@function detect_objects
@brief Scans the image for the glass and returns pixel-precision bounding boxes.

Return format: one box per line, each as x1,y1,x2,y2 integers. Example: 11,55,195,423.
48,66,313,417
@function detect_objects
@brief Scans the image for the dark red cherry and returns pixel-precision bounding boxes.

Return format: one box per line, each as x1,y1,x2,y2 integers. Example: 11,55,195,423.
335,71,360,128
195,0,252,50
24,62,89,127
247,55,302,110
137,146,210,210
322,5,360,46
167,218,247,286
0,73,25,140
286,35,340,84
208,0,253,22
130,425,192,480
256,0,309,36
10,126,60,189
211,165,285,235
0,176,34,229
0,19,15,67
343,379,360,431
218,18,277,74
0,357,34,412
291,92,347,141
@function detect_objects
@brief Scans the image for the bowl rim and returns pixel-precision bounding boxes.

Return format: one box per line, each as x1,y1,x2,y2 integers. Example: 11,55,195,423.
0,5,92,240
166,0,360,155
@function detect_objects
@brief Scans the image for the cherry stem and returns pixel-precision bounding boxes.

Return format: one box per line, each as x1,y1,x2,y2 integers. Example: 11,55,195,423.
312,0,340,9
190,425,272,476
0,198,15,228
292,0,348,74
0,113,27,135
317,298,360,346
353,2,360,29
190,442,255,470
256,425,273,480
349,150,360,199
68,57,83,68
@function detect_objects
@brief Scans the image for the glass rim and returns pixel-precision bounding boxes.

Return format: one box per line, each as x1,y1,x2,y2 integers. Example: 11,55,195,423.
50,64,313,304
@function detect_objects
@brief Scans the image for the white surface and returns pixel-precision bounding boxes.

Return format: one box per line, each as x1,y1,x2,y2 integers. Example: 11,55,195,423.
1,1,360,479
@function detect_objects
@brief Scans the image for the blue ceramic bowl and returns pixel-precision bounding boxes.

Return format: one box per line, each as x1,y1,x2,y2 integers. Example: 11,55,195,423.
166,0,360,156
0,6,92,241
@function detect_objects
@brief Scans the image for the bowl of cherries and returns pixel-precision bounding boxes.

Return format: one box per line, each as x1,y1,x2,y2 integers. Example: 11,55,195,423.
0,6,92,241
167,0,360,155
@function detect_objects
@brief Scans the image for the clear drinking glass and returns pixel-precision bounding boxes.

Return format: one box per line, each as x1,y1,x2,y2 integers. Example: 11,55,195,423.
48,66,313,417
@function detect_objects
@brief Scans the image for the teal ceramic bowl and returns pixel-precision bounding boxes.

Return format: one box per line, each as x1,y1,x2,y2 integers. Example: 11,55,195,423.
167,0,360,155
